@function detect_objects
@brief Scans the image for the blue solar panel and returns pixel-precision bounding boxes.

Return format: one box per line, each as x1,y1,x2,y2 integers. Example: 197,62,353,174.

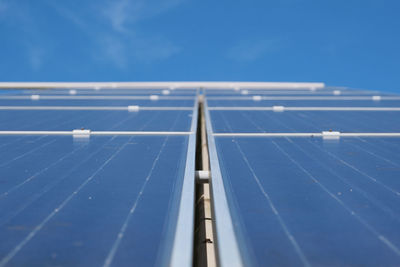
2,83,400,266
210,110,400,133
0,86,198,266
213,137,400,266
205,86,400,266
0,135,188,266
0,110,192,131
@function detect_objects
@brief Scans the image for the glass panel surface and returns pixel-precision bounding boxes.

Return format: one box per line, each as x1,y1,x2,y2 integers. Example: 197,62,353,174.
211,110,400,133
215,137,400,266
0,110,192,131
0,135,188,266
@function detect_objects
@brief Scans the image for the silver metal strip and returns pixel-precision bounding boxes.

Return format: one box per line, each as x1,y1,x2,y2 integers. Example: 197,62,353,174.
0,81,325,89
204,100,244,267
169,93,199,266
0,95,193,100
208,107,400,111
207,96,400,100
0,131,192,136
213,133,400,137
0,106,193,111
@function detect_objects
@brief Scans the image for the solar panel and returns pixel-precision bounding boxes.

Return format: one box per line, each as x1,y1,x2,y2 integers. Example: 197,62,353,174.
0,85,198,267
1,82,400,266
204,85,400,266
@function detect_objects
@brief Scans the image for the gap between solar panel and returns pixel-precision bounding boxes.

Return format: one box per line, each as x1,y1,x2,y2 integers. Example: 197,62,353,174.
193,94,217,267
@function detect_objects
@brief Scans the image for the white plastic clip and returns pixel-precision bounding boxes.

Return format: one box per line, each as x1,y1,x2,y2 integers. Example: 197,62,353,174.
72,129,91,137
233,87,240,91
333,90,341,95
372,95,381,101
162,89,170,95
310,87,317,91
31,95,40,100
127,105,139,112
150,95,159,100
196,170,210,183
272,106,285,112
69,89,77,95
241,90,249,95
94,86,101,90
252,95,262,101
322,131,341,139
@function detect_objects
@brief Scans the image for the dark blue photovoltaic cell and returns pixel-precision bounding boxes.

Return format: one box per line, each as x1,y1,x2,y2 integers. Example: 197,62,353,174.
207,99,400,107
211,110,400,133
215,137,400,266
0,110,192,131
0,135,188,266
0,99,195,107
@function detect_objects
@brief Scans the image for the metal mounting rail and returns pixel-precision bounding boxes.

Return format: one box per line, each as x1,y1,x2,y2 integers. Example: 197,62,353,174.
0,106,193,111
208,107,400,111
169,95,199,266
207,96,400,100
213,132,400,137
204,101,244,267
0,95,192,100
0,131,192,136
0,81,325,90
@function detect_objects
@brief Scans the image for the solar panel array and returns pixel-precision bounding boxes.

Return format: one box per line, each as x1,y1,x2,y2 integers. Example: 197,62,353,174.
204,86,400,266
1,83,400,266
0,87,198,267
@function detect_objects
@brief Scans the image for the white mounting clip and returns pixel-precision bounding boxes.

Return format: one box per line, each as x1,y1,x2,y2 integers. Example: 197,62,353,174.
333,90,341,95
372,95,381,101
196,170,210,183
69,89,77,95
72,129,91,138
241,90,249,95
162,89,171,95
128,105,140,112
272,106,285,112
150,95,159,100
322,131,341,139
31,94,40,100
252,95,262,101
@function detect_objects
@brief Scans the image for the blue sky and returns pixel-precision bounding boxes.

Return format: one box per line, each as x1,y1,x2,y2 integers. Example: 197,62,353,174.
0,0,399,92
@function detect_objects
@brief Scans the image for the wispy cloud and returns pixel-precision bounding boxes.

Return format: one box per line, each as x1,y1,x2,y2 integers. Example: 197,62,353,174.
0,0,183,71
0,1,49,71
50,0,183,67
100,0,184,32
227,38,282,62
